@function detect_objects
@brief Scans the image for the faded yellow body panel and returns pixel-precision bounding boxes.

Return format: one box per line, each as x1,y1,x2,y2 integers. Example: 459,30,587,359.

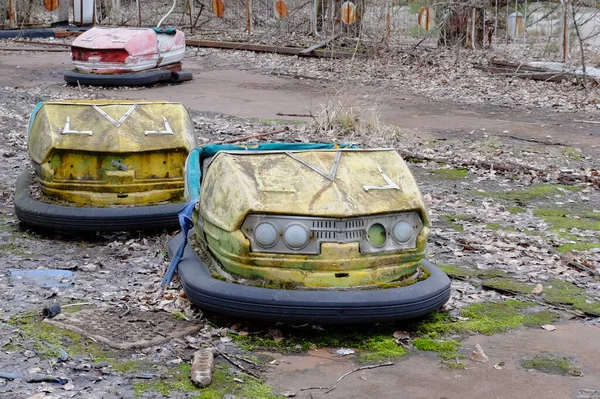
28,100,196,206
200,150,428,232
195,149,430,287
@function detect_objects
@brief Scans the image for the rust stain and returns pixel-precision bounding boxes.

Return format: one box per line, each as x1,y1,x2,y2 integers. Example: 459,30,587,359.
341,1,356,25
274,0,288,19
44,0,60,11
212,0,225,18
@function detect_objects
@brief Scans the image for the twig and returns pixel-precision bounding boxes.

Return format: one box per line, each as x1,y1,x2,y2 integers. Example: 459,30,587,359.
217,350,262,381
276,112,312,117
574,119,600,125
119,302,131,318
227,353,261,367
197,338,262,381
324,362,394,394
213,128,288,144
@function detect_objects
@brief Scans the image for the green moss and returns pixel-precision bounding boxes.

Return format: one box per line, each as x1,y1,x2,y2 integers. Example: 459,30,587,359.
415,300,553,336
133,365,279,399
534,208,600,232
430,168,468,180
233,327,408,363
358,336,408,363
521,353,582,376
561,146,583,161
522,310,560,327
412,338,460,352
438,265,508,280
476,184,582,203
440,215,476,232
508,207,526,214
9,311,109,361
487,223,501,230
533,208,600,252
543,281,600,316
438,264,478,279
132,364,198,397
481,277,534,295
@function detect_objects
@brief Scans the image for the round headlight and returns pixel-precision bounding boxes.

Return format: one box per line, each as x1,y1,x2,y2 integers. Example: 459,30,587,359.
392,220,413,244
283,224,309,250
254,222,278,248
367,223,387,247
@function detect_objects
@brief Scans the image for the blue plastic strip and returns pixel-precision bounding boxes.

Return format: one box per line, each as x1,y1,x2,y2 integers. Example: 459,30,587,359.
27,102,44,138
154,27,176,34
161,142,357,286
161,200,198,287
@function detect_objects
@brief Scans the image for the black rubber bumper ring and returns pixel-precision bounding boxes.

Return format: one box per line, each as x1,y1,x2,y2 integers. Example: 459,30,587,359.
64,69,192,87
14,170,183,232
169,233,452,325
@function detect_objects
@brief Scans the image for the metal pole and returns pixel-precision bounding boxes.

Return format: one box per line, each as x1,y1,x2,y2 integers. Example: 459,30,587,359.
137,0,142,26
188,0,194,34
246,0,251,34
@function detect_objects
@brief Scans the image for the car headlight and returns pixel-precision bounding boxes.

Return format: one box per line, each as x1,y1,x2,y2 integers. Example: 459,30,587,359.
283,223,309,250
254,222,278,248
392,220,413,244
367,223,387,247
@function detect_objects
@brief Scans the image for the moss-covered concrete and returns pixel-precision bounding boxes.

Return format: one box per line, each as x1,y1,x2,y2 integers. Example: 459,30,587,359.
430,168,468,180
534,208,600,252
521,353,583,376
413,300,559,336
475,184,582,203
8,310,278,398
440,214,478,232
543,281,600,316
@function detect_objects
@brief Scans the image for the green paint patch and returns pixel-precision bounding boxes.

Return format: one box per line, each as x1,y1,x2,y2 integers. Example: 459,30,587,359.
521,353,583,376
414,300,559,336
543,280,600,316
430,168,468,180
476,184,582,203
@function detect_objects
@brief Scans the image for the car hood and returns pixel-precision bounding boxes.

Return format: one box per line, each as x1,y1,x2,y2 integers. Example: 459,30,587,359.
200,149,429,232
72,27,158,56
28,100,196,164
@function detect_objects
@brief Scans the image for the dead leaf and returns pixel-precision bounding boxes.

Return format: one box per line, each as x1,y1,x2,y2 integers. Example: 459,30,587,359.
531,283,544,294
541,324,556,331
269,328,284,342
393,330,410,340
470,343,489,363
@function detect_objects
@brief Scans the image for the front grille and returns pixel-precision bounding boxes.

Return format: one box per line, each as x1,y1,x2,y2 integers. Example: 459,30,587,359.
243,213,423,255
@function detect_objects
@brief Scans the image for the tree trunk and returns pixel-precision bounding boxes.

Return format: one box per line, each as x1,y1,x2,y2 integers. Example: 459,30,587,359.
438,1,485,48
57,0,70,24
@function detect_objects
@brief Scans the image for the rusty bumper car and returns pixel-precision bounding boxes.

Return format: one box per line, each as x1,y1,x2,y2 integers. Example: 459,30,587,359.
64,27,192,87
14,100,197,232
166,144,451,324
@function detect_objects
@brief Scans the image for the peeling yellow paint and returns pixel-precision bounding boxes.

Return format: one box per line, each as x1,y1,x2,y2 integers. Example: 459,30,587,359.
28,100,196,206
194,149,430,287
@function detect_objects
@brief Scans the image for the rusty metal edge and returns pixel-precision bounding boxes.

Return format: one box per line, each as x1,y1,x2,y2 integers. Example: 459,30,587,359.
185,39,362,59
